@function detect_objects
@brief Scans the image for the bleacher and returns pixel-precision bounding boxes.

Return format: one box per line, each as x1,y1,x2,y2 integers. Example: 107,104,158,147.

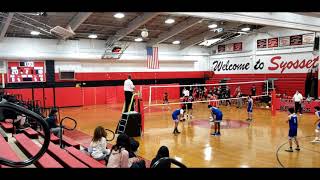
0,125,110,168
0,93,151,168
0,134,21,168
0,125,152,168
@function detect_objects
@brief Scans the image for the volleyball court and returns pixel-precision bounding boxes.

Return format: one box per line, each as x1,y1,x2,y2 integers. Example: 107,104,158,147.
136,80,272,127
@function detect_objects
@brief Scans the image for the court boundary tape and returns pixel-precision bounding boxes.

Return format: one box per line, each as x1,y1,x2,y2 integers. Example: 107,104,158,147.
275,135,320,168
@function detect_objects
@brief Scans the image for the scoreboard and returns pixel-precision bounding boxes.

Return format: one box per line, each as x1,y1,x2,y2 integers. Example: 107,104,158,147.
7,61,46,83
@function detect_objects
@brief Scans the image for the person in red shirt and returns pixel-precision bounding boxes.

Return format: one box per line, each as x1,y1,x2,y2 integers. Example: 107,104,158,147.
204,87,208,100
207,94,219,122
162,92,170,110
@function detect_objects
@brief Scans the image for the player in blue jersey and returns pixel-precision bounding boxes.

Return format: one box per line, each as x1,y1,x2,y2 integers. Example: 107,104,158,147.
208,105,223,136
311,106,320,143
246,95,253,121
171,108,184,134
285,108,300,152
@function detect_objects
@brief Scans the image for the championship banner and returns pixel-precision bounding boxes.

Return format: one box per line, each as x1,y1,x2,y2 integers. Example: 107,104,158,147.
257,39,267,48
279,36,290,47
302,33,315,45
290,35,303,46
225,44,234,52
268,38,279,48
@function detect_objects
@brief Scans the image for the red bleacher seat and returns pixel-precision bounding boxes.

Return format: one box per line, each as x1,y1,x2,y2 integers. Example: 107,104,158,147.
39,130,80,149
38,130,59,144
98,160,106,165
61,136,80,149
44,142,88,168
15,134,63,168
0,127,8,142
65,146,105,168
23,128,39,139
0,122,13,132
0,136,21,168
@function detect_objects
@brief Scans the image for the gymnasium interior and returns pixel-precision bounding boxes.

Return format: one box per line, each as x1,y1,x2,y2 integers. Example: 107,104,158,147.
0,12,320,168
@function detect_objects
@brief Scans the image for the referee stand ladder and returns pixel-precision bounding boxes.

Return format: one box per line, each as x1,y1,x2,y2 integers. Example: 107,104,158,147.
116,91,144,137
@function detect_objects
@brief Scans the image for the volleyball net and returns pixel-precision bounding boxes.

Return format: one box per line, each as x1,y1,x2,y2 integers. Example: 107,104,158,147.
146,80,272,107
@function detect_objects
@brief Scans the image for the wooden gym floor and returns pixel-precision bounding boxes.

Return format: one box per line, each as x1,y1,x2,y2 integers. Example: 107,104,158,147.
59,102,320,168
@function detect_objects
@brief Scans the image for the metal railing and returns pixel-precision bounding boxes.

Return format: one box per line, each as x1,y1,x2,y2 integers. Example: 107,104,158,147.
59,116,77,149
151,157,187,168
122,91,141,113
105,128,115,141
0,102,51,167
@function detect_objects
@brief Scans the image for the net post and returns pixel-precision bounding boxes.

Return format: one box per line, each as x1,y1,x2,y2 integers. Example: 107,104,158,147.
137,90,144,136
149,86,152,106
185,101,189,122
266,80,269,96
271,89,276,116
1,73,5,88
140,86,142,97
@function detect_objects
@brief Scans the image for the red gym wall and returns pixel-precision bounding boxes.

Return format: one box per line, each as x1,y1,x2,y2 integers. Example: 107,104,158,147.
3,70,313,107
3,71,205,108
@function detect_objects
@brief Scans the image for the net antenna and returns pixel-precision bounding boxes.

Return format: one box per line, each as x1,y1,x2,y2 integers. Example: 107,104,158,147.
148,80,270,106
0,60,5,88
101,40,130,61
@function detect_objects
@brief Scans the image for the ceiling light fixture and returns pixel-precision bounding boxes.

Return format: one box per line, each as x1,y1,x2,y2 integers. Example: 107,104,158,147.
30,31,40,36
237,31,248,34
241,27,251,32
208,23,218,29
88,34,98,39
199,38,222,46
134,37,143,42
172,40,180,45
114,13,125,19
141,28,148,38
165,18,175,24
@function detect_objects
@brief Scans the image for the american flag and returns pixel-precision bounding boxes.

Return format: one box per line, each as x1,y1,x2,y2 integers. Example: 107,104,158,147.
147,46,159,69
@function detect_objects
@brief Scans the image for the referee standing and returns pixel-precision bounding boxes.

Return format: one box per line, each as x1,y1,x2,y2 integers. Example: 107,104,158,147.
124,75,135,112
293,90,303,115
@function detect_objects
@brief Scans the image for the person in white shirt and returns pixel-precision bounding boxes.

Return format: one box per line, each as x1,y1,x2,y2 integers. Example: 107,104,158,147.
124,75,135,112
182,88,189,97
88,126,110,164
293,91,303,115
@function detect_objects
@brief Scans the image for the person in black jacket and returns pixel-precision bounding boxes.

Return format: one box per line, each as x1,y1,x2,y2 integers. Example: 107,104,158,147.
150,146,171,168
46,108,63,137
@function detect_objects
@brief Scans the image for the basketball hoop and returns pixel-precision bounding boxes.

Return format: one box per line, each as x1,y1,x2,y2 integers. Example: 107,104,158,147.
101,41,130,60
101,52,121,62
